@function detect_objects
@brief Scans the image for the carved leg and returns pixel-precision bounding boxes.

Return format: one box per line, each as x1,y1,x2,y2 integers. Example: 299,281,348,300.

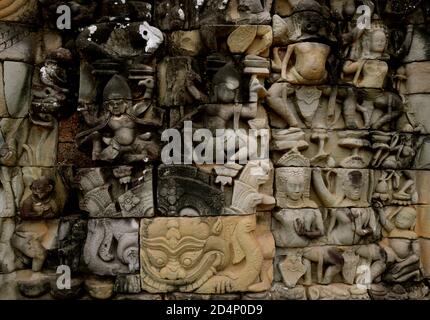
303,258,312,285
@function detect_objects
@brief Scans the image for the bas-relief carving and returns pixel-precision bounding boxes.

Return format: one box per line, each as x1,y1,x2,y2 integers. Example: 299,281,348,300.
0,0,429,302
77,166,154,218
77,74,162,163
140,215,274,293
312,168,370,208
57,214,88,272
11,170,67,273
375,204,422,283
83,218,139,276
76,18,164,164
0,48,71,167
372,170,418,206
157,165,225,216
228,160,275,214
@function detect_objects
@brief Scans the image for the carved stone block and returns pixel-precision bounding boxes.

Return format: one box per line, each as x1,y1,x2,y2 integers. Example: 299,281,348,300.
312,168,370,208
272,208,325,247
77,166,154,218
140,214,274,293
416,206,430,239
398,62,430,94
83,219,139,276
157,165,224,216
58,214,88,272
306,284,370,300
372,170,417,206
407,94,430,135
167,30,204,56
157,56,207,107
0,117,58,167
0,218,15,273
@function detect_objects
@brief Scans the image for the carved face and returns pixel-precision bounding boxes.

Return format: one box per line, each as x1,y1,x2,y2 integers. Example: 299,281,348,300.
343,171,362,201
286,174,305,201
30,178,54,202
370,30,387,54
106,99,129,116
141,219,229,291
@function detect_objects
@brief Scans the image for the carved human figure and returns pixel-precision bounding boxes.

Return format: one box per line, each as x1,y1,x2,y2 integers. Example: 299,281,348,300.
275,42,331,85
342,21,389,88
205,64,267,131
11,177,60,272
326,207,377,245
273,208,324,248
77,75,159,163
312,168,368,207
275,167,316,208
20,177,58,220
375,204,421,282
340,21,405,130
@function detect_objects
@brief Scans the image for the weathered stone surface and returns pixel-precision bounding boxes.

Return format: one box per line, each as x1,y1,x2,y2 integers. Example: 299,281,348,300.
157,165,225,216
0,0,430,303
78,167,154,218
140,215,274,293
398,62,430,94
416,206,430,238
16,270,53,298
168,31,203,56
83,219,139,276
306,284,370,300
114,274,141,294
157,56,207,107
0,218,15,273
84,276,114,300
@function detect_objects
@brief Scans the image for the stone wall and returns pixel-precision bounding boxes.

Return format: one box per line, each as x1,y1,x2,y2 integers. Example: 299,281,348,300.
1,0,430,300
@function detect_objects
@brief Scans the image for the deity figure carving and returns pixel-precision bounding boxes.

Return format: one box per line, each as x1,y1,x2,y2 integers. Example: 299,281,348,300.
374,204,422,283
273,167,327,249
326,208,377,245
140,215,274,293
312,168,369,207
228,160,275,214
77,75,160,163
341,20,406,131
204,63,267,131
275,167,315,209
83,218,139,276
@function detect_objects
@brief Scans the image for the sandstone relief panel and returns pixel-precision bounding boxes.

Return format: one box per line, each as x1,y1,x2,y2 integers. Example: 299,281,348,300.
0,0,429,301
